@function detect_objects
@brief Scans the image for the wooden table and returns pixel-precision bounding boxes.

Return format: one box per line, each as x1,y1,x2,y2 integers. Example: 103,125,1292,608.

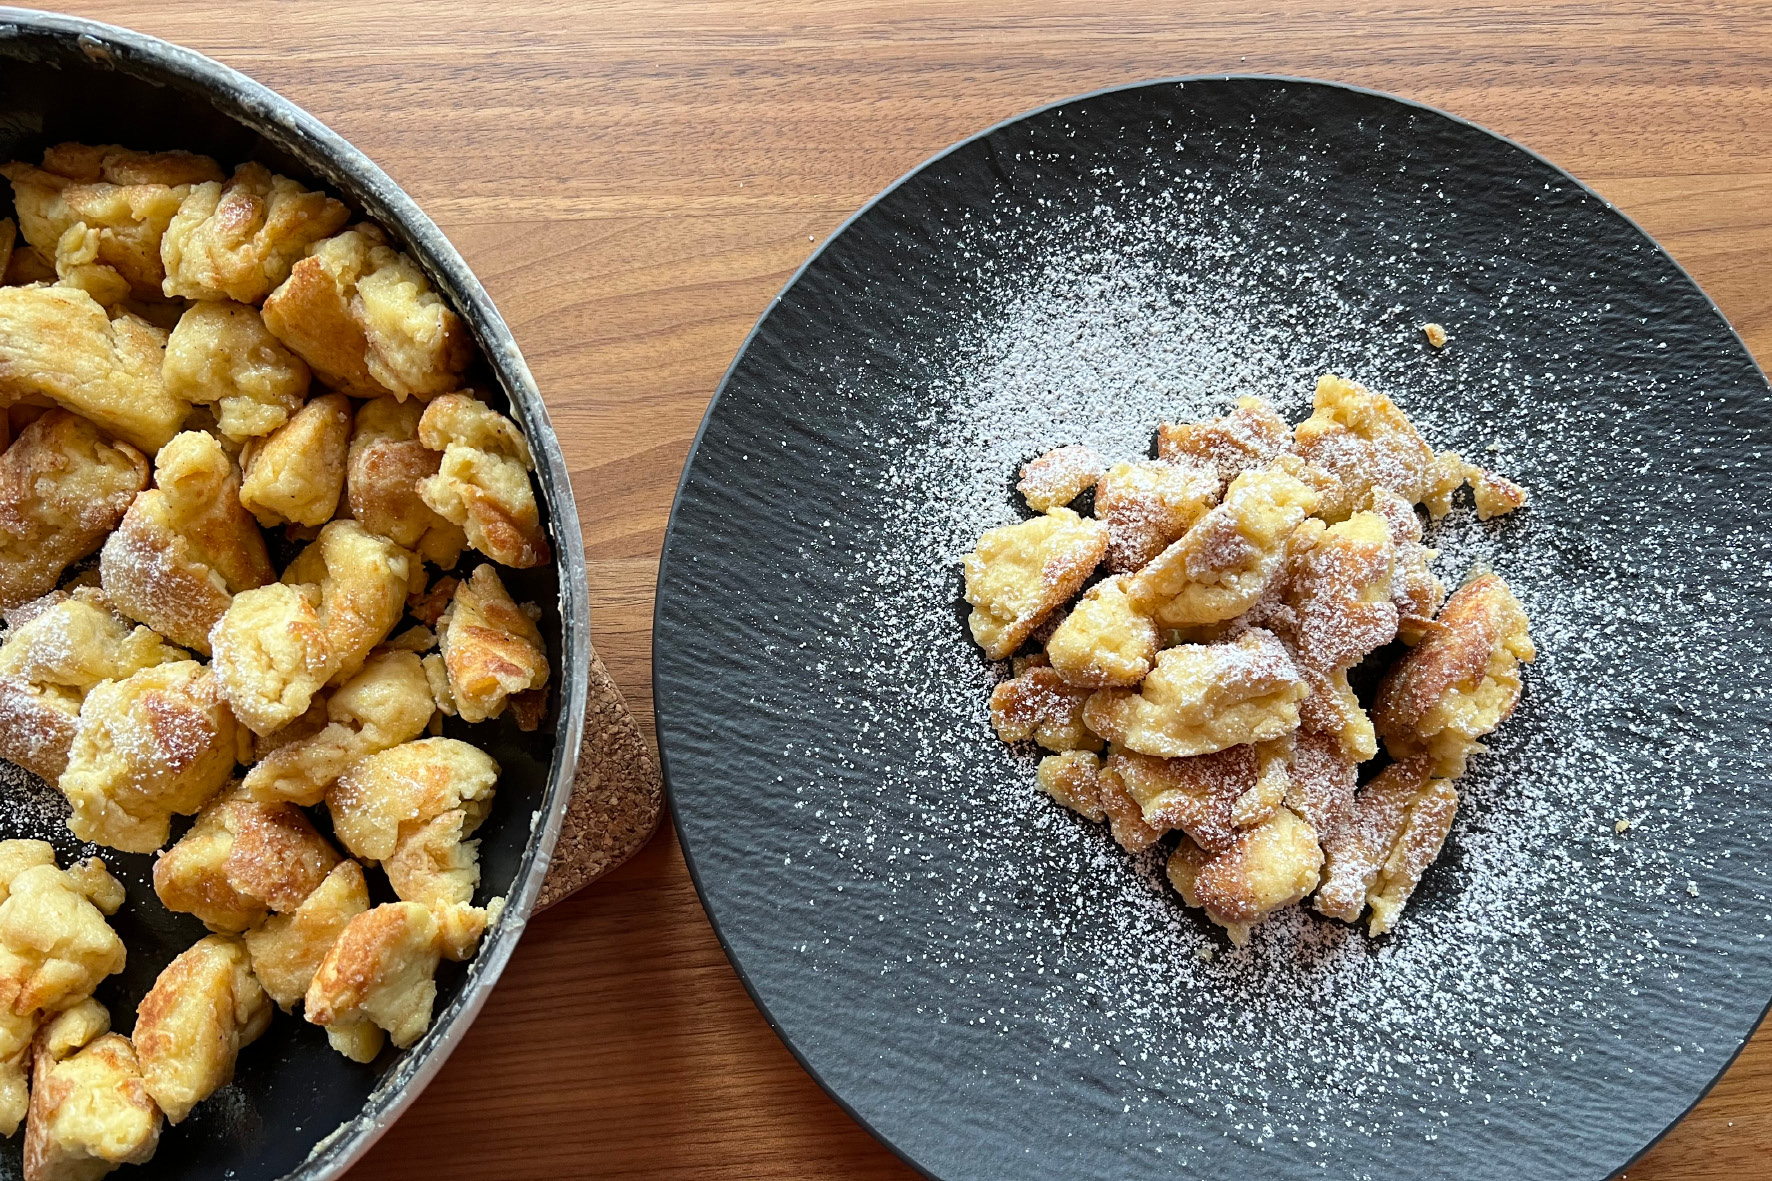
49,2,1772,1176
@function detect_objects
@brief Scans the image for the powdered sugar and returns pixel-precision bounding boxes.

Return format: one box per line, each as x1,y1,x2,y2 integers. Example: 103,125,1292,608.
748,168,1772,1170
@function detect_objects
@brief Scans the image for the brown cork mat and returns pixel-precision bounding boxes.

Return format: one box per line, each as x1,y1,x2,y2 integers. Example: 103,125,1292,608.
536,644,663,910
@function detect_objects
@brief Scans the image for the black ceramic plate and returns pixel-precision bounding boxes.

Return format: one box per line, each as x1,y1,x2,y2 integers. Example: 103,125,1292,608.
655,76,1772,1181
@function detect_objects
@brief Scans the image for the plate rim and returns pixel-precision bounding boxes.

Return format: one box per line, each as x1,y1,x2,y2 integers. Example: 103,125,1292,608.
654,72,1771,1181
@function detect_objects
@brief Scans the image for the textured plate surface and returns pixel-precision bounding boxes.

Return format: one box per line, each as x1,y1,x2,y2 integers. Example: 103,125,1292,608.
655,77,1772,1180
0,11,587,1181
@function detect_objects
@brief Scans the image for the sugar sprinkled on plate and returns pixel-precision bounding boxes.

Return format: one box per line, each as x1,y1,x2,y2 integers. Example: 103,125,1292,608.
745,161,1772,1168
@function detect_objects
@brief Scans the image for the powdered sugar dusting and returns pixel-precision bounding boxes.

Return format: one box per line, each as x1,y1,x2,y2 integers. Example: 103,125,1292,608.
746,161,1772,1170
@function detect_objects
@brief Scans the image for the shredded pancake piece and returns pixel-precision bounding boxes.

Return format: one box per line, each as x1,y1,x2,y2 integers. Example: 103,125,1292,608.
1082,629,1306,759
1017,444,1103,512
160,162,349,303
99,430,274,654
0,409,148,611
161,301,311,442
1373,573,1535,778
0,592,185,782
1092,459,1218,573
988,662,1100,753
415,394,552,569
1155,395,1294,492
1125,468,1317,627
962,507,1107,661
1168,806,1324,946
132,934,270,1124
261,223,469,399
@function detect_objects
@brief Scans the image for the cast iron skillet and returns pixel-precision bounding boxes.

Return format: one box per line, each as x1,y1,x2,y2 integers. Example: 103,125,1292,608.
0,9,588,1180
656,76,1772,1179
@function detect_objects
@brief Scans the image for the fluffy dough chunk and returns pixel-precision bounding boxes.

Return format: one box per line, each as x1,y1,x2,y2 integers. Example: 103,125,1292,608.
1126,468,1317,627
282,520,417,686
344,397,465,567
260,224,469,399
0,286,184,454
1034,750,1106,822
241,649,433,807
22,1012,161,1181
237,392,351,528
988,663,1100,754
1082,629,1306,759
1093,459,1218,573
243,860,368,1012
304,902,444,1061
434,565,549,725
4,144,222,303
1314,757,1457,934
380,811,494,960
159,163,349,303
1292,374,1465,521
0,593,184,782
0,846,128,1138
1373,573,1535,777
132,935,270,1124
328,737,497,864
1109,743,1289,854
1042,574,1157,689
0,850,125,1019
1016,445,1103,512
161,301,310,442
152,789,340,932
0,410,148,611
58,661,241,854
415,394,551,569
1156,395,1294,492
1263,511,1398,673
99,430,274,654
209,583,330,736
1167,807,1323,945
962,507,1106,661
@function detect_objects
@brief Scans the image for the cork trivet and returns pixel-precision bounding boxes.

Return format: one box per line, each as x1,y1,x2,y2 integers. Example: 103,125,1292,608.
537,644,663,909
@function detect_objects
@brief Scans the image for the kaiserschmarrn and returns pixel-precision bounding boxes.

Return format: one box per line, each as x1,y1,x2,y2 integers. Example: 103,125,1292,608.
962,378,1532,944
0,136,552,1161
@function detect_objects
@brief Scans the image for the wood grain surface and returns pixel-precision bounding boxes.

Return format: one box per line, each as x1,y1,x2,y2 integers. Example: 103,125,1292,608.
45,2,1772,1177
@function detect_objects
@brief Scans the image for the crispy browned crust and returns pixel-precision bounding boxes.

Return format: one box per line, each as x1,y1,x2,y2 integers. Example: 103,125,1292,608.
1108,746,1254,854
0,409,148,611
39,142,221,187
1191,806,1323,926
1156,396,1293,491
132,934,270,1124
988,665,1099,753
0,679,78,781
439,565,549,725
1312,757,1433,923
225,800,339,913
261,254,377,395
1372,573,1526,735
98,493,234,655
23,1030,162,1181
1284,731,1358,841
1093,764,1164,853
